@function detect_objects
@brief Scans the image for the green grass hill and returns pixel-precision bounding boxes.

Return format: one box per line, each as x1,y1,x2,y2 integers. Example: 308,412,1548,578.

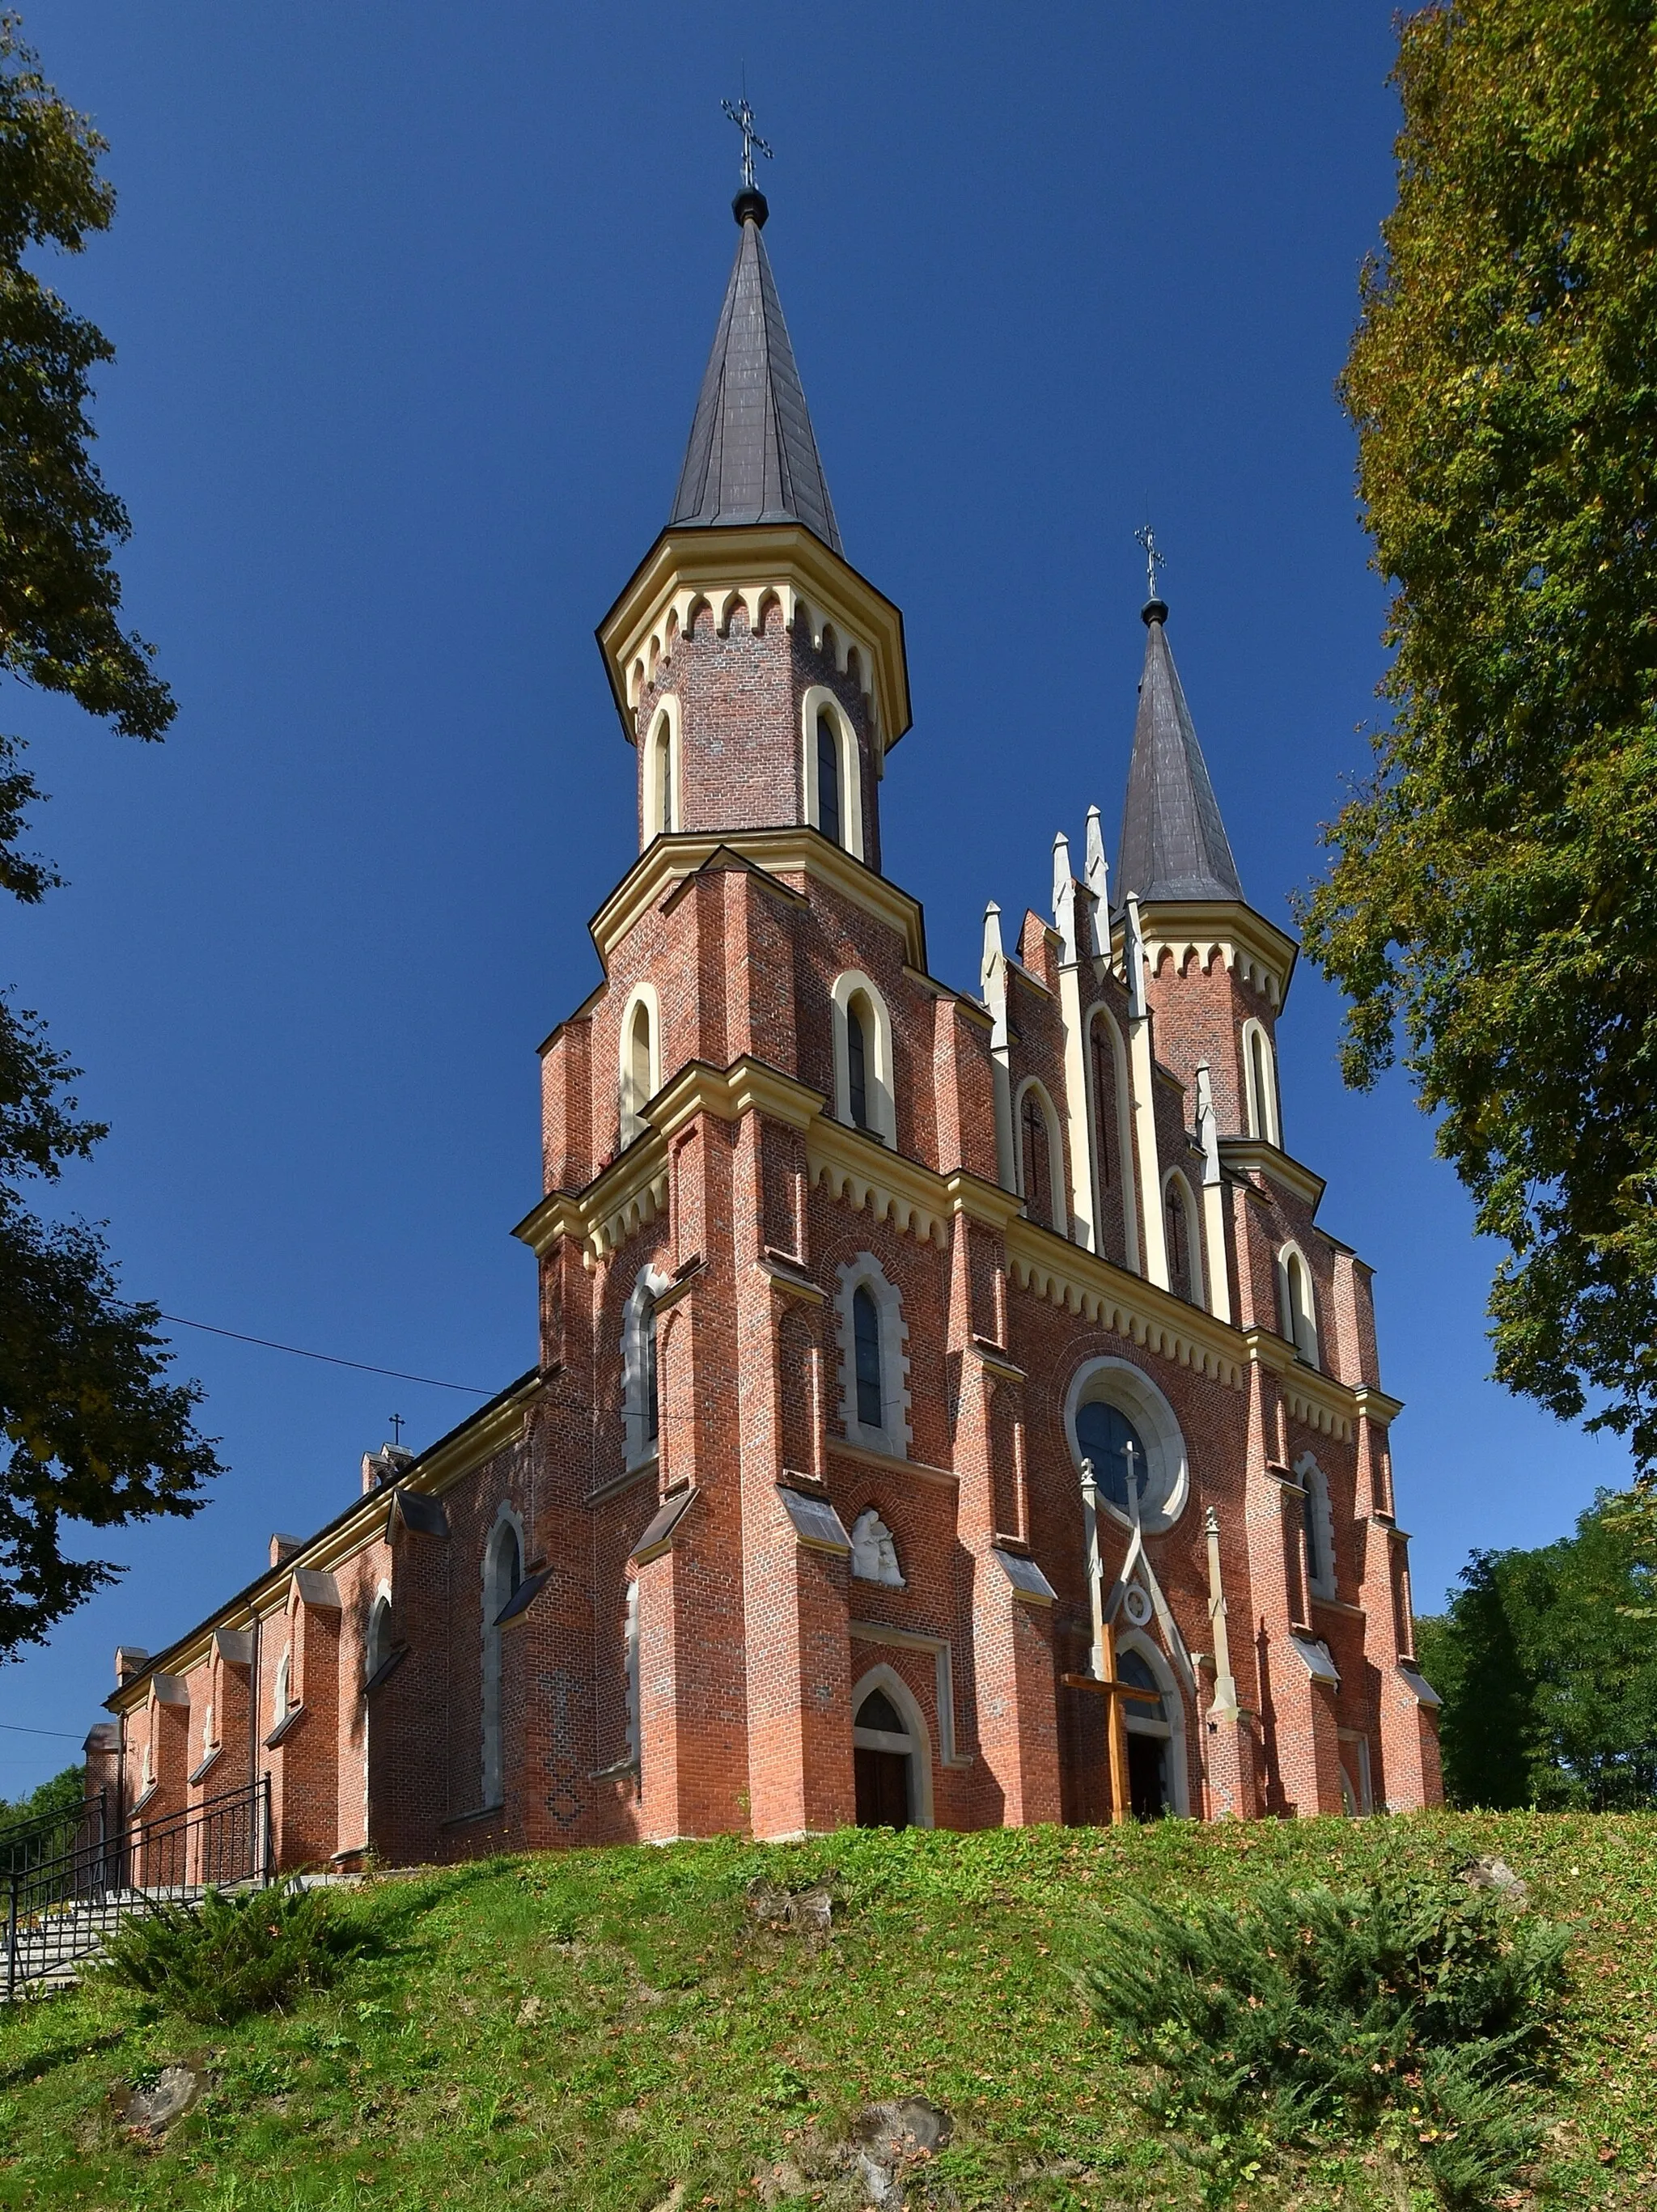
1,1812,1652,2210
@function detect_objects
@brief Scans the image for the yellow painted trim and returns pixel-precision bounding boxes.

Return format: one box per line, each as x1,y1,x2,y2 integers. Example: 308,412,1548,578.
1219,1136,1328,1212
590,828,927,973
597,523,911,756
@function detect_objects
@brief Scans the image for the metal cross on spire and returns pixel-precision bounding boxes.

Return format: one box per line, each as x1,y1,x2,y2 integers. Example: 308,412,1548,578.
1134,522,1166,605
722,92,772,193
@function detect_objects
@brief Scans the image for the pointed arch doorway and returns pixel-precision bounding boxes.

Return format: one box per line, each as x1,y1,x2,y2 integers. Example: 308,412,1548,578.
851,1665,933,1829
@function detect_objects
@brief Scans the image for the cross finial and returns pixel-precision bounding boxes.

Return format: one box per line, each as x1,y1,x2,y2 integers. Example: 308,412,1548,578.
722,93,772,194
388,1413,404,1447
1134,522,1166,608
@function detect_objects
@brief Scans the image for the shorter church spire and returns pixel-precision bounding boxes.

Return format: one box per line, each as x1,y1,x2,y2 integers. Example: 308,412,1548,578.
1116,592,1244,907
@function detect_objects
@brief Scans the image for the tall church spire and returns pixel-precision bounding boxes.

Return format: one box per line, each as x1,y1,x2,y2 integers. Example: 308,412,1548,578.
668,193,842,555
1117,595,1244,905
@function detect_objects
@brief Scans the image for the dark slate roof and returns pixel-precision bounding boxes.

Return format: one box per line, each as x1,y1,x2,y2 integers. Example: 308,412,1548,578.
1116,603,1244,905
669,206,842,554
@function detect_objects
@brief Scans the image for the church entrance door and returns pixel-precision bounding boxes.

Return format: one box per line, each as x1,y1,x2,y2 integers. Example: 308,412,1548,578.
1126,1732,1169,1820
854,1746,911,1829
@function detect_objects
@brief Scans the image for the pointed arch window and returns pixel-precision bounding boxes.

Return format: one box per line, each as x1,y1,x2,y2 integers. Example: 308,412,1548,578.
853,1286,883,1429
1090,1019,1114,1191
644,700,679,845
654,718,674,836
1163,1171,1203,1307
1166,1181,1189,1300
366,1592,392,1681
1020,1090,1053,1227
832,973,895,1145
847,1001,869,1129
642,1292,659,1446
837,1255,910,1456
816,711,841,846
1243,1019,1281,1146
1280,1246,1320,1367
618,988,660,1149
622,1265,671,1470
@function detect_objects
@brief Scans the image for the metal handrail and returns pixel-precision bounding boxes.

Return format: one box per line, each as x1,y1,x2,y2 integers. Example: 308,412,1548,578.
4,1774,270,1999
1,1790,106,1877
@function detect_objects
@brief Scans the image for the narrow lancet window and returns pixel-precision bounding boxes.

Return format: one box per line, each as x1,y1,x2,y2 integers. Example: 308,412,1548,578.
847,1002,869,1129
817,710,841,846
1167,1183,1190,1301
642,1295,659,1445
1020,1091,1053,1225
853,1286,883,1429
655,719,673,836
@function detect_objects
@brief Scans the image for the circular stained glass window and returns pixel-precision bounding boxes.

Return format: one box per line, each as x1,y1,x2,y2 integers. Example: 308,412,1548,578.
1074,1400,1151,1517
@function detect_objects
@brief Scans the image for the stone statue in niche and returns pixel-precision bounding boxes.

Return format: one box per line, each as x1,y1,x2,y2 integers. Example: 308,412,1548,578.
850,1507,905,1588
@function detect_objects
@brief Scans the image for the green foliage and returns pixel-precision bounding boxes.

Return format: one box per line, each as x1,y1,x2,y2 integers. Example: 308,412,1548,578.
0,1759,80,1834
0,18,214,1657
98,1883,364,2027
1079,1874,1568,2207
1300,0,1657,1469
0,986,217,1655
0,1816,1651,2210
0,13,173,746
1421,1490,1657,1810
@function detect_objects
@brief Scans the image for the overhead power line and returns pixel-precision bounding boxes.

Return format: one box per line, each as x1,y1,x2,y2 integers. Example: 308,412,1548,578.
117,1304,493,1396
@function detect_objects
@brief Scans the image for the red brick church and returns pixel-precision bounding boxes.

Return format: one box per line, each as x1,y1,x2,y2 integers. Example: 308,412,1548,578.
91,180,1441,1867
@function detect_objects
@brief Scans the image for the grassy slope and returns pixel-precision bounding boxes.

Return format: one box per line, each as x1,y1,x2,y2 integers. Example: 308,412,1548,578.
0,1812,1652,2211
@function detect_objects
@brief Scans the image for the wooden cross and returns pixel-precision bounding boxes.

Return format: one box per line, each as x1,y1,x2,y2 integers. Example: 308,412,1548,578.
1068,1454,1159,1823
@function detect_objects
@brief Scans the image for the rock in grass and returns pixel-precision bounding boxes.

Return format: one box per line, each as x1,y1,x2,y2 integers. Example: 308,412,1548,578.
1459,1854,1530,1907
744,1876,837,1933
122,2065,199,2135
849,2095,952,2204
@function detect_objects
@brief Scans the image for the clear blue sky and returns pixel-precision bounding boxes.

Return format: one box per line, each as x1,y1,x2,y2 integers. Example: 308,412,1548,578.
2,2,1631,1794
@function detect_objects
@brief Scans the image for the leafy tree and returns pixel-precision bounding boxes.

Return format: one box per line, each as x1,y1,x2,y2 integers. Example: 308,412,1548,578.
0,15,217,1655
1418,1491,1657,1809
1302,0,1657,1472
0,1758,81,1835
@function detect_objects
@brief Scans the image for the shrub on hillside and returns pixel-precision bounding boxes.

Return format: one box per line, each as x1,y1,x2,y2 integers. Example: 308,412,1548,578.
1079,1873,1568,2209
100,1879,363,2024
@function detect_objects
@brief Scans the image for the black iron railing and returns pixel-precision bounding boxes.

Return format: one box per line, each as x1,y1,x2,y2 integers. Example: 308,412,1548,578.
1,1789,106,1881
3,1776,270,1999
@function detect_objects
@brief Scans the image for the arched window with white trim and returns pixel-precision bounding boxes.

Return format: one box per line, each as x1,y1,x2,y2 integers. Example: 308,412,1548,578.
1162,1169,1204,1307
831,972,896,1144
816,711,842,845
617,985,661,1149
1278,1244,1320,1367
835,1255,910,1456
1015,1078,1066,1235
1242,1019,1281,1146
481,1510,523,1808
365,1591,392,1681
643,699,679,843
802,687,863,860
621,1265,671,1469
272,1649,292,1728
1298,1453,1337,1600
